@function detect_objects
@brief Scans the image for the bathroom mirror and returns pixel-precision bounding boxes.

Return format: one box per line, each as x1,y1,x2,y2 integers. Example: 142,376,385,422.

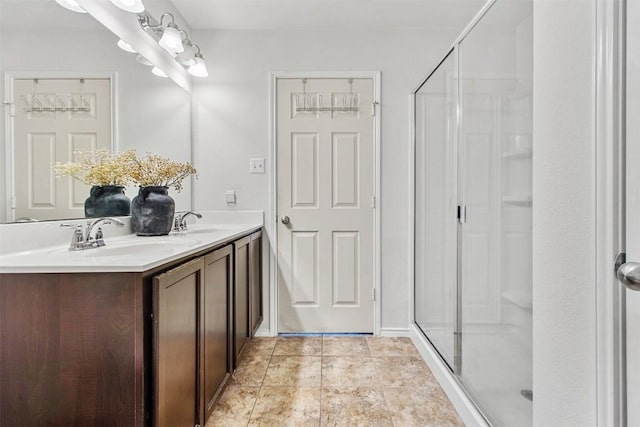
0,0,192,223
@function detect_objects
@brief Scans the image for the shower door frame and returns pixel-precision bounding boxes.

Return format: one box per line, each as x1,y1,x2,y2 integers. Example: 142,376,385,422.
412,46,461,375
410,0,534,425
408,2,499,425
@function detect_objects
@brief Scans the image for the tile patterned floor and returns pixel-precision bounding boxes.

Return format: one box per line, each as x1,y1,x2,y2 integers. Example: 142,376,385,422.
205,336,464,427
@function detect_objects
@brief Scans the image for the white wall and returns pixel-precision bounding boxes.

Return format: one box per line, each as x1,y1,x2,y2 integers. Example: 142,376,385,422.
191,28,458,332
532,0,597,425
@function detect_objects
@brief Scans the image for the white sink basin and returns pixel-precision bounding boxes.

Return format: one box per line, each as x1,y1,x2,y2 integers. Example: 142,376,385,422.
51,237,202,257
83,241,196,257
179,224,244,235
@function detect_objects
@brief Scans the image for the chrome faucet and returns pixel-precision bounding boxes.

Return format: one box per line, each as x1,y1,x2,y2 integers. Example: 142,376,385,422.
173,211,202,232
61,217,125,251
85,217,125,247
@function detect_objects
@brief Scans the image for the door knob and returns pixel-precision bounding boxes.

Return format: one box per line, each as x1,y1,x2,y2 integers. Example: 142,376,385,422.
616,261,640,291
281,216,290,225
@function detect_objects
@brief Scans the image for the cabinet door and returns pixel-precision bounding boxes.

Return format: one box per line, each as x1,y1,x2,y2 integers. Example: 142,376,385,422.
153,258,204,427
202,245,233,421
233,236,251,367
249,230,263,336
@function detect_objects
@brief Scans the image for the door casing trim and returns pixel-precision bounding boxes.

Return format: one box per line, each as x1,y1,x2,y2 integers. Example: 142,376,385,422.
595,0,626,424
268,71,382,335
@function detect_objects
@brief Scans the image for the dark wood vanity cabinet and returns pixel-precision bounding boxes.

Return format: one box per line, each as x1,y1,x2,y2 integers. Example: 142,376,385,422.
233,235,250,365
153,245,233,427
153,258,203,427
0,228,261,427
232,230,263,368
0,272,145,427
249,230,263,336
201,245,233,421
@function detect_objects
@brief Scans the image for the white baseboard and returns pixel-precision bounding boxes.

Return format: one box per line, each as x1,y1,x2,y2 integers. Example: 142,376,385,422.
409,324,489,427
379,327,412,337
253,328,274,337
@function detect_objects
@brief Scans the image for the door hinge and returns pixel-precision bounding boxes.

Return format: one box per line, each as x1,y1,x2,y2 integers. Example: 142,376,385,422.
2,101,15,117
371,101,379,116
372,287,376,301
457,205,466,224
371,196,376,208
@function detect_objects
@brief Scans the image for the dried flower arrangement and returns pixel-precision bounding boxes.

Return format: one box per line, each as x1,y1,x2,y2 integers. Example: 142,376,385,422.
130,153,197,192
54,148,137,186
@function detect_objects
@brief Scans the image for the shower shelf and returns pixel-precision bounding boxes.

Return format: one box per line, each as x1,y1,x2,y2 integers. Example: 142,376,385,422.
502,196,532,206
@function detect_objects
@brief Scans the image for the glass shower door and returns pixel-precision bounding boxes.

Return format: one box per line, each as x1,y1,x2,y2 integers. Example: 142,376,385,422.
414,50,459,370
458,1,533,426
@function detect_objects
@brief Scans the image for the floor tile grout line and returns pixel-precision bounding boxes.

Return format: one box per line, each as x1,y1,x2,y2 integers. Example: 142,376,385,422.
244,339,276,426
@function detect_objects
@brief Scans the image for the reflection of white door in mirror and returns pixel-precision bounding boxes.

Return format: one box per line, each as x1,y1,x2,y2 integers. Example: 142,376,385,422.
12,78,111,221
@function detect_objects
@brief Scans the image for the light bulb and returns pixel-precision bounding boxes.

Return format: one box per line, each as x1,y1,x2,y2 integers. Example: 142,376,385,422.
151,67,168,78
117,39,137,54
188,54,208,78
158,24,184,54
110,0,144,13
55,0,87,13
176,52,197,67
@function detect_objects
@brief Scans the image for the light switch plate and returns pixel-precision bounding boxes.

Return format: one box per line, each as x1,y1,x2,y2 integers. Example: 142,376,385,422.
249,158,265,174
225,190,236,204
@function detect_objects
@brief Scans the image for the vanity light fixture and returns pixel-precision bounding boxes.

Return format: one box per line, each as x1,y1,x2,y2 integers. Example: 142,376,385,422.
139,13,185,55
110,0,145,13
55,0,87,13
151,67,168,78
188,46,208,78
158,20,184,54
175,37,197,67
137,12,209,78
117,39,137,54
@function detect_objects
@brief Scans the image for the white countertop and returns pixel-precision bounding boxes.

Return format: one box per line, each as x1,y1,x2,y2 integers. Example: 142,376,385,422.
0,223,261,274
0,211,263,274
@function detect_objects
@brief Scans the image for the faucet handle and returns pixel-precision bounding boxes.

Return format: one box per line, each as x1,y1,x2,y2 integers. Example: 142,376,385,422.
61,223,85,251
94,227,106,247
60,223,82,229
173,214,185,233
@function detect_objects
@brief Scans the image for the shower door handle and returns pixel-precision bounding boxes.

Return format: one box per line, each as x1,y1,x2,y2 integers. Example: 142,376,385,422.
616,254,640,291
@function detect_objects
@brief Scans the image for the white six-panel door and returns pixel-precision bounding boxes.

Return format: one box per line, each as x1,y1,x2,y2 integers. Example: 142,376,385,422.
12,78,111,221
277,78,374,333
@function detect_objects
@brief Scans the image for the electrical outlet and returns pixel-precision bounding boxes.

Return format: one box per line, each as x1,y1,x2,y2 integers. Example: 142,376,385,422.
249,158,265,174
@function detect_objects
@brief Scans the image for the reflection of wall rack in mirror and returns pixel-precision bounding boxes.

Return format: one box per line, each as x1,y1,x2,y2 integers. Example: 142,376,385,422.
21,79,92,114
295,78,360,113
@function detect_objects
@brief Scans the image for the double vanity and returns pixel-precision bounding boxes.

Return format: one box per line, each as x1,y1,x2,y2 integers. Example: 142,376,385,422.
0,212,264,426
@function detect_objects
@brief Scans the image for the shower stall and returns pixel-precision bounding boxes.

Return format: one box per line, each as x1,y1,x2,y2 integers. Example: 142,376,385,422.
413,1,533,426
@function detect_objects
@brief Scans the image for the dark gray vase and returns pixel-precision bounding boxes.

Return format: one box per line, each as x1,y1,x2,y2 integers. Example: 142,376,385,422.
131,186,175,236
84,185,131,218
